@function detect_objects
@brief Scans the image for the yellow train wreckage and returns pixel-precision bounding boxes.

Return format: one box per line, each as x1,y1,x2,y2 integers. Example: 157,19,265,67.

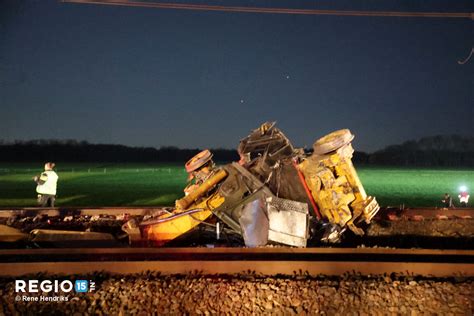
1,123,379,247
128,122,379,247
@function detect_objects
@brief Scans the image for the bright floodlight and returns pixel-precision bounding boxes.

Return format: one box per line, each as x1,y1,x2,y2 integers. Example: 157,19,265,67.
459,185,467,192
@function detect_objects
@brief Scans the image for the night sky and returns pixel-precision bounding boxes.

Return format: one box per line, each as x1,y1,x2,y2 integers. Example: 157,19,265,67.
1,0,473,152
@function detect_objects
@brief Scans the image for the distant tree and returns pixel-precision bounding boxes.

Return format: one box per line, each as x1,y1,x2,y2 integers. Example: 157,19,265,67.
370,135,474,167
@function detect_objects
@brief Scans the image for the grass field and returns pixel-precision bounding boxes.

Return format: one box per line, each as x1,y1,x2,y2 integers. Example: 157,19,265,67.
0,163,472,208
356,167,473,208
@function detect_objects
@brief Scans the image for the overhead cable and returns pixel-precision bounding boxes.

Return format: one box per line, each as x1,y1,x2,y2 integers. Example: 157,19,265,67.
62,0,473,19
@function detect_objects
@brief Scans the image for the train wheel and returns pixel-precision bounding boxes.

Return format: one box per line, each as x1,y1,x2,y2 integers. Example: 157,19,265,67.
313,129,354,155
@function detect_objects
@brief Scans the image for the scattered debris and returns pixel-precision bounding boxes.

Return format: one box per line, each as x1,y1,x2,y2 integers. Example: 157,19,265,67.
0,225,27,242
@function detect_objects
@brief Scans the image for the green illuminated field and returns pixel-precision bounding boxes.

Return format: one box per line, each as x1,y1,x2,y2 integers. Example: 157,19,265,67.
356,167,473,208
0,164,187,207
0,163,472,208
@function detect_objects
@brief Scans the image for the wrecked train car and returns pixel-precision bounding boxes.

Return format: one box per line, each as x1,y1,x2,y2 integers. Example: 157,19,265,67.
141,122,379,247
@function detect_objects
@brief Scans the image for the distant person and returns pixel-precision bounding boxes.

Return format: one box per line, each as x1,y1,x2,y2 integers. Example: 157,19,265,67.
458,187,470,207
441,193,453,208
33,162,58,207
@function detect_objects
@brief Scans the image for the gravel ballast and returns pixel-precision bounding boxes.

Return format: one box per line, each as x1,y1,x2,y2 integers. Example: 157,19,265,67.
366,219,474,238
1,273,472,315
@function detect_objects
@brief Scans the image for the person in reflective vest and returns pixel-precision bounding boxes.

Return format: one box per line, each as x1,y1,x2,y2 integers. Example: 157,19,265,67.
33,162,58,207
458,190,470,207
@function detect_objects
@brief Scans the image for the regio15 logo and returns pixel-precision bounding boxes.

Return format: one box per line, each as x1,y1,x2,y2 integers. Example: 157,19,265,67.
15,280,95,293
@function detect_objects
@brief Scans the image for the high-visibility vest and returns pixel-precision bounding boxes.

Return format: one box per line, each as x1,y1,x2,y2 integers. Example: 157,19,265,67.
459,192,470,203
36,170,58,195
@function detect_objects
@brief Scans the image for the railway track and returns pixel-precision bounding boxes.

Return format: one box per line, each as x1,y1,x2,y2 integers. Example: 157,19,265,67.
0,206,166,218
1,206,473,218
376,207,474,220
1,208,472,311
1,206,473,250
0,247,472,277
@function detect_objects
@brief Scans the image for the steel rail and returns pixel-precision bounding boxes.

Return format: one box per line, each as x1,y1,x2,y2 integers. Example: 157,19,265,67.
1,248,472,277
0,206,168,218
378,207,474,219
1,206,473,218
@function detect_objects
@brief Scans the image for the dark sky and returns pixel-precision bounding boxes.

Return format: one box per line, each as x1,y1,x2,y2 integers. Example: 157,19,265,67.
1,0,473,152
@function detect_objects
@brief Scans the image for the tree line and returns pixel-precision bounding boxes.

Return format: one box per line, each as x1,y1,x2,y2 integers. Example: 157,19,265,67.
0,140,238,162
367,135,474,167
0,135,473,166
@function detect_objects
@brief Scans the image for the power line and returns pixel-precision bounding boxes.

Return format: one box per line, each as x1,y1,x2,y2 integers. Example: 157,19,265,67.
458,48,474,65
62,0,473,19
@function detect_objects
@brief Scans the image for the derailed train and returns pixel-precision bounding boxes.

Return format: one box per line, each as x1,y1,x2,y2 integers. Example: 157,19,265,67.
2,123,379,247
129,122,380,247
